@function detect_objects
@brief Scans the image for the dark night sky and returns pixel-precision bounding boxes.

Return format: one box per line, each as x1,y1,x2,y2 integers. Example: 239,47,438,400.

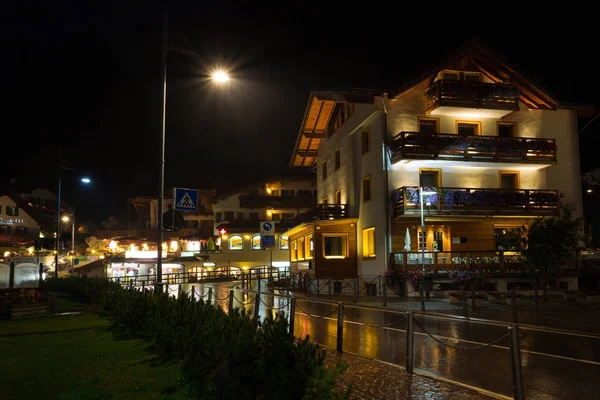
4,2,599,223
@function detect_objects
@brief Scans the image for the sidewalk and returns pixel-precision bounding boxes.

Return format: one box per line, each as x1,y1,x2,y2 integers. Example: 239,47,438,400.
289,291,600,334
324,351,493,400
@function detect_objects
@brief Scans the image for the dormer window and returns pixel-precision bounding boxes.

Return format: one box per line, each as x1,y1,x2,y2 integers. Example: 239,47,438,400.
464,73,481,82
443,72,459,81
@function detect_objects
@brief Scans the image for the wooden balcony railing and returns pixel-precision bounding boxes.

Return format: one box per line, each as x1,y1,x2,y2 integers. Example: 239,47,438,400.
299,204,347,222
239,194,316,209
425,79,519,114
389,131,557,164
392,186,559,217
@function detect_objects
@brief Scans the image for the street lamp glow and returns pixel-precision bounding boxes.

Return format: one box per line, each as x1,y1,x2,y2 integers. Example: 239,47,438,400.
61,216,70,222
81,177,91,184
211,70,230,83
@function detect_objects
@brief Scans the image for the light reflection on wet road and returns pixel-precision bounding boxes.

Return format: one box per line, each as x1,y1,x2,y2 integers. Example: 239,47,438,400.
167,282,600,400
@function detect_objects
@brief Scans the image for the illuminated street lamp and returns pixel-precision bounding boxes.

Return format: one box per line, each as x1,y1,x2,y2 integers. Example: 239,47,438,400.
157,8,230,287
419,187,436,311
55,168,90,278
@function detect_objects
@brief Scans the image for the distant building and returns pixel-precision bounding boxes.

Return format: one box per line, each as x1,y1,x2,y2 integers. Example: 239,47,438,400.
20,188,72,234
0,191,42,249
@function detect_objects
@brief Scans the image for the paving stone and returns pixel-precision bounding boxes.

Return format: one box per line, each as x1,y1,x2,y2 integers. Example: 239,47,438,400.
324,352,492,400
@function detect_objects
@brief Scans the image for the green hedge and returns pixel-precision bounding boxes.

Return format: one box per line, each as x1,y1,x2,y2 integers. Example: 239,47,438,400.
44,277,349,399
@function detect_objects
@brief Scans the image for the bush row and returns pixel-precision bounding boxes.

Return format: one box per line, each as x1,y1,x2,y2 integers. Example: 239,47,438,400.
43,277,349,399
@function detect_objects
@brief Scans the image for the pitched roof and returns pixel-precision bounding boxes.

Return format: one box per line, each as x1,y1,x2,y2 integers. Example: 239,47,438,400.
0,191,44,226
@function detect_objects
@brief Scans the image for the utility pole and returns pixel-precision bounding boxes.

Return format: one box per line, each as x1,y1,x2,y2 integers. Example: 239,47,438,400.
157,7,168,287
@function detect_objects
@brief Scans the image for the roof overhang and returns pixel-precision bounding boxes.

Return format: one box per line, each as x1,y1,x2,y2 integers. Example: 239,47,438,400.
290,90,383,168
282,218,359,237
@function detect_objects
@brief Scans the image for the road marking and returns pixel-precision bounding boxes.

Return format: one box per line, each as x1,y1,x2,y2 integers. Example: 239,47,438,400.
294,312,600,366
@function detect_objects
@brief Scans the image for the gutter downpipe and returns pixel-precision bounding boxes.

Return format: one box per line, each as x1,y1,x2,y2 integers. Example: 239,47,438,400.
381,96,391,272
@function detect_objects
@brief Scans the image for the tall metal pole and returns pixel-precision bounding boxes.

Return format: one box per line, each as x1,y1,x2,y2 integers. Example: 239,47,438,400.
55,161,62,278
157,7,168,286
72,207,75,256
419,187,426,311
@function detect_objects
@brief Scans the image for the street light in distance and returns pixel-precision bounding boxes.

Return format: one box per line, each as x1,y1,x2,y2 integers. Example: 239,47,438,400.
81,177,91,184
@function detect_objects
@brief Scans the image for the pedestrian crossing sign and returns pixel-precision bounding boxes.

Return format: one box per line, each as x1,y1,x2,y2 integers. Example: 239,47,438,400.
174,187,198,211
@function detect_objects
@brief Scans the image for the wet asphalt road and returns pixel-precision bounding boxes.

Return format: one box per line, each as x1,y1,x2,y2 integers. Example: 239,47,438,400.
167,282,600,400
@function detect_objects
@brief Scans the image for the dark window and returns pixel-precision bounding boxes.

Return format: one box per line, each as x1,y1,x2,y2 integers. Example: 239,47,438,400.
495,227,522,251
324,236,344,257
271,189,280,196
457,122,479,136
272,213,281,221
0,225,10,234
362,176,371,202
501,173,518,189
297,189,312,197
443,72,459,81
498,123,516,138
281,213,295,220
215,212,222,222
419,119,438,134
420,170,440,188
224,211,234,221
281,189,294,197
361,127,370,154
6,206,18,216
334,148,341,170
249,212,259,220
237,212,244,220
464,73,481,82
322,160,328,180
200,220,213,229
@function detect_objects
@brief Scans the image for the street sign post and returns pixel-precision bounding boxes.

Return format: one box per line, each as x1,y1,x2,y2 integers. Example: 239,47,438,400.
174,187,199,211
260,221,276,284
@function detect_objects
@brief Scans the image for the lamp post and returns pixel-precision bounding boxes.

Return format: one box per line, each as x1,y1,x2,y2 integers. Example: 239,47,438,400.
54,167,90,278
419,187,436,311
157,7,229,288
61,212,75,256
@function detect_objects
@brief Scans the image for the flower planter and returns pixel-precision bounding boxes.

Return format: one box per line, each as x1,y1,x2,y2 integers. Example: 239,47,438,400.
10,301,50,320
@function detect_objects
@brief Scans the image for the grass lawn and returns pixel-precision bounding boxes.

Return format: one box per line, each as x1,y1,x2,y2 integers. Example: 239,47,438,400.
0,313,193,400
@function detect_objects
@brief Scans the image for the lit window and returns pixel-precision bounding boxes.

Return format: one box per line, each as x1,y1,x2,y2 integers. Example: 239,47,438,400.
252,234,262,250
229,234,243,251
305,235,313,259
291,240,297,261
280,236,289,250
298,238,305,260
362,227,376,258
323,235,347,258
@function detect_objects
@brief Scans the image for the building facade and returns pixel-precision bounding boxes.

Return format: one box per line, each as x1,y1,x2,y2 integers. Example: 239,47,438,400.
0,192,42,250
286,41,585,281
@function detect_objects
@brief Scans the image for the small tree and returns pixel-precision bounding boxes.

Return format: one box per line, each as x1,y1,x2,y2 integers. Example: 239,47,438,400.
521,203,582,301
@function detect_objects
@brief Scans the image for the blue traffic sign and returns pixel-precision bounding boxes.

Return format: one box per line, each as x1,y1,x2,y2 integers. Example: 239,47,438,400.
261,235,276,248
260,221,275,235
174,187,198,211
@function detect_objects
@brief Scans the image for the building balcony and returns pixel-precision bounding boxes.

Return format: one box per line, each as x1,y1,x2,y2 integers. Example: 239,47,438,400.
390,250,527,272
238,194,317,209
389,132,556,165
392,186,559,217
426,79,519,118
298,204,348,222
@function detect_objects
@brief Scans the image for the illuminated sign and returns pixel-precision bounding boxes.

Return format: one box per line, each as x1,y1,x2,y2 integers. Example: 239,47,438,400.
0,218,25,225
125,251,167,259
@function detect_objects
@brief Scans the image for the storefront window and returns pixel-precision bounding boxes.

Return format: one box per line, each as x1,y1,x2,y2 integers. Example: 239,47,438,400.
229,234,243,250
252,234,261,250
495,227,522,252
280,236,289,250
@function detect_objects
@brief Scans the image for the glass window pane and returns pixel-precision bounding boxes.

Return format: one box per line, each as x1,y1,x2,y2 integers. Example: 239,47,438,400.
229,235,243,250
324,236,344,256
252,234,261,250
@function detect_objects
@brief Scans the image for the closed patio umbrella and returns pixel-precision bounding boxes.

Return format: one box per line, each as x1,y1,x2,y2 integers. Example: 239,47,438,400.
403,227,411,252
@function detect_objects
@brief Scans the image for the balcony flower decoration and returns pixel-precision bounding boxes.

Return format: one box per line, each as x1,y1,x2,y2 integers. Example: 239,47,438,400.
407,270,424,291
383,269,407,287
448,270,487,291
404,187,439,205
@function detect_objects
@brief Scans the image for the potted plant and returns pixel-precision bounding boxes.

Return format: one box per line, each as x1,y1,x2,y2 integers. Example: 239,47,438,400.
383,269,407,296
